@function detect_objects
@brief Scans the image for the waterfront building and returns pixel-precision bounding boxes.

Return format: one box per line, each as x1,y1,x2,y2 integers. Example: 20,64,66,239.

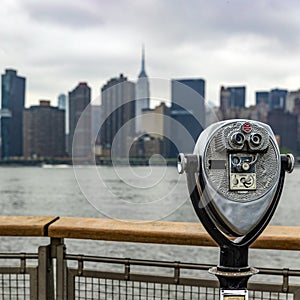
269,88,287,111
220,86,231,112
255,88,288,111
68,82,91,158
169,78,205,157
220,86,246,111
285,89,300,141
286,89,300,113
267,109,298,155
129,133,162,159
91,105,102,146
135,47,150,134
256,91,270,106
141,102,169,138
140,102,170,157
23,100,65,158
91,105,102,157
58,94,67,110
219,104,268,123
58,93,68,139
1,69,25,159
100,74,135,158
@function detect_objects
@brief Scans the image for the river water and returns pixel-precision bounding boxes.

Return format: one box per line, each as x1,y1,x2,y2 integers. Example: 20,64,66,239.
0,165,299,271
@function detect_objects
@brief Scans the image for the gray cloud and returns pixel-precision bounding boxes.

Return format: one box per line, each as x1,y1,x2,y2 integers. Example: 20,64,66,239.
20,0,104,29
1,0,300,106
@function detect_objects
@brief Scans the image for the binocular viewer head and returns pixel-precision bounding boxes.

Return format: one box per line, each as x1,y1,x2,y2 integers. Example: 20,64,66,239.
223,121,269,152
178,119,294,238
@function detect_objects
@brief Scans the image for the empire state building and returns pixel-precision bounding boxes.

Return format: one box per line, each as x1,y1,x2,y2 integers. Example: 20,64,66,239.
135,47,150,133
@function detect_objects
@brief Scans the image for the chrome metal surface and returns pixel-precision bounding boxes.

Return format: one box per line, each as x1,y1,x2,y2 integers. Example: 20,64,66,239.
286,153,295,173
193,119,282,236
209,267,259,277
177,153,187,174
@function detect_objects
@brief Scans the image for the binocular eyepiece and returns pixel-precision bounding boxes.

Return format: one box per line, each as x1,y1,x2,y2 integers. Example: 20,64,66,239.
231,132,244,146
231,132,262,148
250,133,262,146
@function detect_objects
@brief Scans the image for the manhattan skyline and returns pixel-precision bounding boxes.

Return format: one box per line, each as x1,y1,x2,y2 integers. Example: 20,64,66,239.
1,0,300,107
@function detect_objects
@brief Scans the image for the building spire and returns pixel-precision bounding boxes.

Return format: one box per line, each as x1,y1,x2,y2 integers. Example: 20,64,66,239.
141,44,145,71
138,44,147,78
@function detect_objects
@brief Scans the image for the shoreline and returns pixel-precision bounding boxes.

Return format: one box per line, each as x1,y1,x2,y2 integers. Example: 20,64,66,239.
0,158,178,167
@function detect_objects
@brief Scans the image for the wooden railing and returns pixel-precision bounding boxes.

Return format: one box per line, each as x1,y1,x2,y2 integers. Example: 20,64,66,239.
0,216,299,251
0,216,299,299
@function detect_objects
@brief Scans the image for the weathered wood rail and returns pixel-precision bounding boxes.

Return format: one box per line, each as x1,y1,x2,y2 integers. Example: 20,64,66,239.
0,216,298,251
0,216,299,299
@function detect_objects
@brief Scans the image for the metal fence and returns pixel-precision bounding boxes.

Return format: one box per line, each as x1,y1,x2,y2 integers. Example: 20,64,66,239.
0,254,38,299
0,239,299,299
64,254,300,300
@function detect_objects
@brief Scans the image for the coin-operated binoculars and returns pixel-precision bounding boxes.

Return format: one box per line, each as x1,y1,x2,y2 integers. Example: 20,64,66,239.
178,119,294,300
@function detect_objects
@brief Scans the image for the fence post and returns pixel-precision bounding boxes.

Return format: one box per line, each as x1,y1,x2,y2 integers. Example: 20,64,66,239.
38,245,54,300
52,238,67,300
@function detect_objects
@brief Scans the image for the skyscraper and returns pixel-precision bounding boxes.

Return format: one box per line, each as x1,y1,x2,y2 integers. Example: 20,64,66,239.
23,100,65,158
68,82,91,158
169,78,205,157
269,88,287,110
140,102,170,157
141,102,170,139
58,93,68,136
135,46,150,134
101,74,135,158
268,109,298,155
256,91,270,106
220,86,246,109
220,86,231,112
1,69,25,159
58,93,67,110
286,89,300,113
286,89,300,141
91,105,102,145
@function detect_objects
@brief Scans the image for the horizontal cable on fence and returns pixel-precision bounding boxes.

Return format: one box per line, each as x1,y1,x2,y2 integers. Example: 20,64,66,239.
65,254,300,277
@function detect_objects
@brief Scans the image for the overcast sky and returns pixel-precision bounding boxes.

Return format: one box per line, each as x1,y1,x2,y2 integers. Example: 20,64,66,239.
1,0,300,107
